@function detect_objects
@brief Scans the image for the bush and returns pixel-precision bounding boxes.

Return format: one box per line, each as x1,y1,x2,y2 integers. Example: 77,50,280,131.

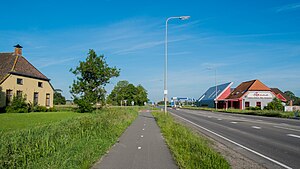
74,98,95,113
6,95,29,113
246,106,261,111
47,107,57,112
264,98,284,111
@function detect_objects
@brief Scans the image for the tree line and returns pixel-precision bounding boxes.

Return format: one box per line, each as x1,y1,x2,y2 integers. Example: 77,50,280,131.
107,80,148,106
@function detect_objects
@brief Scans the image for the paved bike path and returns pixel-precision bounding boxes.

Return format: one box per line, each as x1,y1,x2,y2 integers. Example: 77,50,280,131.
92,110,178,169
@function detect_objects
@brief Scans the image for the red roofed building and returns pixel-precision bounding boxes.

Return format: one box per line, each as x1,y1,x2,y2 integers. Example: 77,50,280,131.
225,79,276,110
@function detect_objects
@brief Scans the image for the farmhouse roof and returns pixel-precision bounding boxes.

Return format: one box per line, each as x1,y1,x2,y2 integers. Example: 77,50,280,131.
0,52,49,84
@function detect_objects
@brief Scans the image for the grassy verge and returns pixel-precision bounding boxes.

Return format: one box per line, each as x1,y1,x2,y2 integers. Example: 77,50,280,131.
183,106,296,118
152,111,230,169
0,107,139,169
0,111,88,132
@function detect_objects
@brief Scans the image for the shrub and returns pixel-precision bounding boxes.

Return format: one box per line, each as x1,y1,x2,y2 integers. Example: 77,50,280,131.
74,98,95,113
6,95,29,113
246,106,261,110
264,98,284,111
47,107,57,112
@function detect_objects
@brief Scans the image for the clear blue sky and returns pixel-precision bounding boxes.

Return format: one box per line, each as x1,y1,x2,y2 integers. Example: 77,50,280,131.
1,0,300,102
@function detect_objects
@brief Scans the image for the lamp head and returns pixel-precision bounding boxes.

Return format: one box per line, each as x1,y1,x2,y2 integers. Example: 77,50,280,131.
179,16,190,20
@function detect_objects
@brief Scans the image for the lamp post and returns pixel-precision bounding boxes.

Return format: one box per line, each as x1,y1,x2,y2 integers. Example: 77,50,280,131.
164,16,190,114
214,68,218,110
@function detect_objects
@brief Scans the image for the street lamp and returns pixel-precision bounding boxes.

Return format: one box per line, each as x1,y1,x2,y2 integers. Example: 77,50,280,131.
164,16,190,114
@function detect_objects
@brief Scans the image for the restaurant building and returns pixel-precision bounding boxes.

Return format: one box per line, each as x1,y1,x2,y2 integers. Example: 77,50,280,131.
225,79,276,110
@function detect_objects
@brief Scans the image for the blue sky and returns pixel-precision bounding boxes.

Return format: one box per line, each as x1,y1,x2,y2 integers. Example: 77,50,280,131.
1,0,300,102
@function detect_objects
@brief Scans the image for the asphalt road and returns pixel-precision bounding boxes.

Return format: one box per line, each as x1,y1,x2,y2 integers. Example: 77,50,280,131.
169,108,300,169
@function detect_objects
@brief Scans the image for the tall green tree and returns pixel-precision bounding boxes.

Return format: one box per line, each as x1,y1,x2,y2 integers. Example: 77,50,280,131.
284,91,300,105
107,80,129,105
53,90,66,105
136,85,148,106
70,50,120,112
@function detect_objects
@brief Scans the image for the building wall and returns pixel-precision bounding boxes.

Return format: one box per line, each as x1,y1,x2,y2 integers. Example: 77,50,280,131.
0,74,54,108
242,91,275,110
197,99,215,108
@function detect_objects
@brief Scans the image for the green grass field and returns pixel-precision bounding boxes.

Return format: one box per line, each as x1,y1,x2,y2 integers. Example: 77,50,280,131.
153,111,230,169
0,111,88,132
0,107,140,169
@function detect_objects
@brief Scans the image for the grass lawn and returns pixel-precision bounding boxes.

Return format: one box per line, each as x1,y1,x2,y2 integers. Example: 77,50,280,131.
153,111,230,169
0,107,139,169
0,111,88,132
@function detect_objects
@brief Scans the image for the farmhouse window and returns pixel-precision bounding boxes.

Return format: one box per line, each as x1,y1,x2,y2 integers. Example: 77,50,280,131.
17,78,23,85
38,82,43,88
46,94,50,107
17,90,23,98
34,92,39,105
6,90,13,106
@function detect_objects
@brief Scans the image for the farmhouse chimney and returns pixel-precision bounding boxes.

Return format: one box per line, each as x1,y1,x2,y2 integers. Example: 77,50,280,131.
14,44,23,56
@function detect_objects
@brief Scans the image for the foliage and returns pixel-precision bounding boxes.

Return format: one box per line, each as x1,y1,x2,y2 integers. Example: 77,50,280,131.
0,107,139,168
54,90,66,105
264,98,284,111
153,111,230,169
107,80,148,106
70,50,120,112
5,95,56,113
5,95,29,113
246,106,261,110
136,85,148,106
284,90,300,105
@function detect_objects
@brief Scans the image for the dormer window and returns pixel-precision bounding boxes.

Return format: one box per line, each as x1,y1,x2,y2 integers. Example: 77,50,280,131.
17,78,23,85
38,82,43,88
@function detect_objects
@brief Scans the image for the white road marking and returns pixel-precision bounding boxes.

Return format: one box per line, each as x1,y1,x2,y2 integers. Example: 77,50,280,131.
274,126,300,132
141,135,144,138
142,128,145,131
138,147,141,150
218,118,222,120
231,122,238,124
287,134,300,139
170,113,292,169
252,126,261,129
